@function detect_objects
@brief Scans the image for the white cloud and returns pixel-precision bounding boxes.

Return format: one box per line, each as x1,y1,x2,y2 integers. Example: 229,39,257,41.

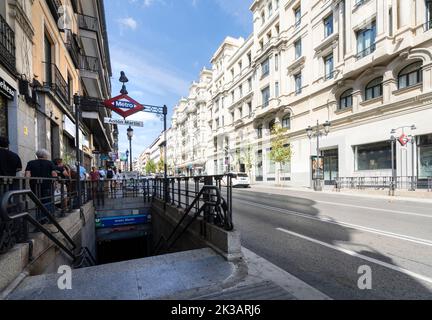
117,17,138,30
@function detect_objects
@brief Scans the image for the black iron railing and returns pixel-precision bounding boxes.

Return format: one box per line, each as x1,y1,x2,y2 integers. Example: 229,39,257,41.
334,176,432,193
356,43,376,60
43,63,69,106
65,31,81,69
77,14,98,32
0,14,16,74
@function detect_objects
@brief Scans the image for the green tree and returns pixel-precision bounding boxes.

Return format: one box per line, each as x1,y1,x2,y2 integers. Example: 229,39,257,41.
269,125,292,185
156,158,165,173
145,159,156,174
241,144,255,180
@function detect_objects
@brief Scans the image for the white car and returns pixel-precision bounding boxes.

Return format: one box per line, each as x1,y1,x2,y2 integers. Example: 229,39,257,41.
222,172,250,188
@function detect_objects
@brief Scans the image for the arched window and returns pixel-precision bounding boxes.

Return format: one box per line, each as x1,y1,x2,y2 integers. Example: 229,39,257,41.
339,89,353,109
365,77,383,100
282,114,291,129
398,61,423,89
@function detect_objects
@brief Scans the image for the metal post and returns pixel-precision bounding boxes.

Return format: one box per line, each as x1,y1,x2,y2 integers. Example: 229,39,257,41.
390,136,396,196
410,136,416,191
129,137,132,172
74,95,82,209
315,121,322,192
163,105,168,209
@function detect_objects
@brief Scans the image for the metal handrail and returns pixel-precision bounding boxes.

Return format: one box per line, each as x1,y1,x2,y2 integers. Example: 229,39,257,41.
153,184,232,255
1,189,77,260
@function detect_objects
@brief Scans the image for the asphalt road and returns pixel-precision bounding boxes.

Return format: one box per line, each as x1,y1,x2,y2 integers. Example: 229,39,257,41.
231,187,432,300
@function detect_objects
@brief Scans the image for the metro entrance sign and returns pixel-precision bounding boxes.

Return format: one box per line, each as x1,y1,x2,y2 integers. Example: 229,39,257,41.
103,93,144,118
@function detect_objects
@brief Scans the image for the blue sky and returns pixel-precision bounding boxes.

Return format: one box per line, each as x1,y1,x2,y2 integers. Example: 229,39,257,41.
104,0,253,159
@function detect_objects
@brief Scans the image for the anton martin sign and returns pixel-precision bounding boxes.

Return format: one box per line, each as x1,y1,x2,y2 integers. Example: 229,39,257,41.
104,118,144,127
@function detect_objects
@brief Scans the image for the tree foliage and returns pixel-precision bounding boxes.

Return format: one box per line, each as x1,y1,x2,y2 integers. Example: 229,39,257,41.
145,159,156,174
269,125,292,165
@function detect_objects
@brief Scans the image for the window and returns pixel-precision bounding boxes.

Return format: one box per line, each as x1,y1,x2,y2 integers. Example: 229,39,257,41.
365,77,383,100
248,78,252,91
324,53,334,80
239,85,243,98
339,89,353,109
398,61,423,89
257,125,263,139
294,6,301,28
355,141,394,171
262,86,270,107
324,14,333,38
248,102,252,116
44,34,53,84
275,53,279,71
238,61,242,73
427,0,432,31
282,114,291,129
269,119,276,133
268,2,273,17
231,111,235,123
418,134,432,178
294,73,302,95
275,81,279,97
356,21,376,60
294,39,302,59
261,58,270,78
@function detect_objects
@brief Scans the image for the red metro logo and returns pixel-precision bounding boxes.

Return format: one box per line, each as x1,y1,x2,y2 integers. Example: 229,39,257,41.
103,94,144,118
398,133,410,146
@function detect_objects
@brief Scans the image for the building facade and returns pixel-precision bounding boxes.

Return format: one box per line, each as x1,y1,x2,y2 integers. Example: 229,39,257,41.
158,0,432,188
0,0,116,171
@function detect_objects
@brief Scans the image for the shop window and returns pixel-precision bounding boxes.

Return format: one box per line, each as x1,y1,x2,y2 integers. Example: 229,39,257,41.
418,134,432,178
354,141,395,171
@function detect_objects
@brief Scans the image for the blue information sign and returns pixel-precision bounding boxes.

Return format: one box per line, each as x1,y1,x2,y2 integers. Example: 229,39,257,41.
95,215,148,228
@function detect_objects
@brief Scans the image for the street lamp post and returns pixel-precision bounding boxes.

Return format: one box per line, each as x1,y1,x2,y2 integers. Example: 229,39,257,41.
306,120,331,191
127,126,134,172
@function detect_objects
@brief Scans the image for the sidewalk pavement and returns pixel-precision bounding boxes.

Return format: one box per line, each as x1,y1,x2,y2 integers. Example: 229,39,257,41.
248,183,432,204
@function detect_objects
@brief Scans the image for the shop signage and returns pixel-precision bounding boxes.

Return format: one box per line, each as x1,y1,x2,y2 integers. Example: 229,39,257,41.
104,117,144,127
311,156,324,180
0,76,15,100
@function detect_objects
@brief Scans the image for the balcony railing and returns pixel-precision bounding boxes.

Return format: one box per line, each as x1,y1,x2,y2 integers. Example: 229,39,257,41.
65,31,81,69
325,70,335,80
424,20,432,32
356,43,376,60
0,14,16,74
77,14,98,32
43,63,70,106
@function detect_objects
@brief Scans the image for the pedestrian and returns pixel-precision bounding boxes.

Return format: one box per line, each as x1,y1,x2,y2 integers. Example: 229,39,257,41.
0,136,22,189
89,166,100,204
25,149,57,221
52,158,69,211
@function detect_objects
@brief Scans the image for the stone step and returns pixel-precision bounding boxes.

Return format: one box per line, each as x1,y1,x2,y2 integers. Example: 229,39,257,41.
7,248,234,300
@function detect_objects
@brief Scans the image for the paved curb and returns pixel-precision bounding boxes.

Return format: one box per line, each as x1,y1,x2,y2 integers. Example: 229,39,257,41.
249,184,432,204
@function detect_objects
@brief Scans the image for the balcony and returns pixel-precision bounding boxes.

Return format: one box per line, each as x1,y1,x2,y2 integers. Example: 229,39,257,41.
77,14,98,32
356,43,376,60
65,31,81,69
43,63,69,107
80,55,100,73
0,14,16,75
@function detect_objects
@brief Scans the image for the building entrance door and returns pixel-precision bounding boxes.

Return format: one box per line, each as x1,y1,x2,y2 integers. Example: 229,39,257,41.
323,149,339,185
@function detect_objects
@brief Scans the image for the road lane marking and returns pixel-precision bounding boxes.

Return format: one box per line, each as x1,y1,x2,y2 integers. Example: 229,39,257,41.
236,200,432,247
234,191,432,219
276,227,432,286
315,200,432,219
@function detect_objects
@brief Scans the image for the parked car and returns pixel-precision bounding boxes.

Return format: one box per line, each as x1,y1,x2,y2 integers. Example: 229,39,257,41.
222,172,250,188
